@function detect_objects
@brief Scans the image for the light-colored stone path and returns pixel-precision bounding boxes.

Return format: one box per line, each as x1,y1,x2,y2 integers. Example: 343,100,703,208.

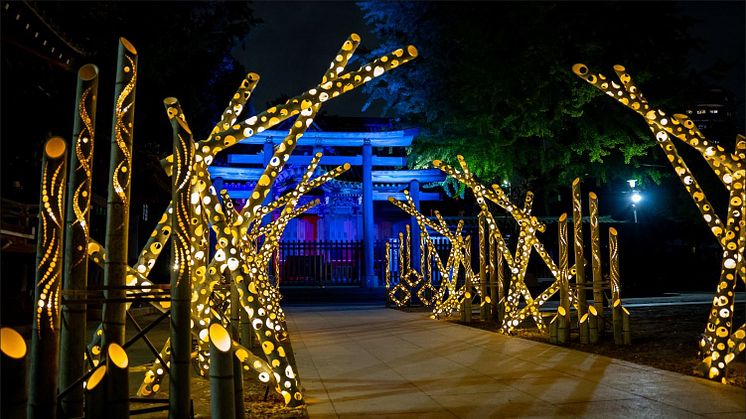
285,304,746,418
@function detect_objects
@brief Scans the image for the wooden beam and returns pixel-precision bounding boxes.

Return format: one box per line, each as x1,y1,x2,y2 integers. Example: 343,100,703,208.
227,154,407,167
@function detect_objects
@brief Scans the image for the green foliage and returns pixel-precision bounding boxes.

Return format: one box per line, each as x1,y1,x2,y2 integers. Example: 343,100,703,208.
357,1,704,200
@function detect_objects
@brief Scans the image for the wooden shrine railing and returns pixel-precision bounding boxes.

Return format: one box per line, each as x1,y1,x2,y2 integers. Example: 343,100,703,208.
277,240,363,287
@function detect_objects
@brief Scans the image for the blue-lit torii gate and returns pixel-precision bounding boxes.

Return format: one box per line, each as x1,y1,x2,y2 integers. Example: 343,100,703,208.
209,128,446,287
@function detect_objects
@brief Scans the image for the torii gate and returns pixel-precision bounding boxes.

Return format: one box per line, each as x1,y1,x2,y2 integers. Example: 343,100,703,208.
209,129,446,286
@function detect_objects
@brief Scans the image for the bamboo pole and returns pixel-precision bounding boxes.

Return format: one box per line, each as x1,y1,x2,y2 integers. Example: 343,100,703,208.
549,315,558,344
488,233,499,322
84,365,106,419
103,37,138,347
622,307,632,345
558,213,570,344
60,63,99,418
609,228,623,345
165,97,194,419
572,179,589,343
230,280,245,419
496,236,505,323
2,327,28,419
478,213,489,320
105,343,129,419
588,305,599,344
210,323,236,419
385,242,391,307
29,136,67,419
589,192,605,333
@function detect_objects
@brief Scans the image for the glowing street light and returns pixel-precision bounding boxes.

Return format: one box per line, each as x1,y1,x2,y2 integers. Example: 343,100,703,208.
627,179,640,223
630,192,642,204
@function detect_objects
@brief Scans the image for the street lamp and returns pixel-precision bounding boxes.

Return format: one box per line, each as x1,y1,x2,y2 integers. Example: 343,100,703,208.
627,179,641,223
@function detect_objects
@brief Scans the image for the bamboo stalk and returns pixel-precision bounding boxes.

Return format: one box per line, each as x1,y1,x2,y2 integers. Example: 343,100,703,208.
1,327,28,419
588,305,599,344
609,228,623,345
589,192,605,333
230,279,245,419
622,307,632,345
210,323,236,419
105,343,129,418
60,63,99,418
165,97,194,419
478,213,489,320
103,37,138,347
84,365,107,419
558,213,570,344
29,136,68,419
572,179,589,343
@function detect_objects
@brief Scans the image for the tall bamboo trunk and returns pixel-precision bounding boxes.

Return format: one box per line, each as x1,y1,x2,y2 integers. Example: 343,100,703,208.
59,63,99,418
165,97,194,419
230,280,245,419
558,213,570,344
210,323,236,419
609,228,623,345
28,136,68,419
103,38,138,347
105,343,129,419
572,179,589,343
478,213,489,320
588,192,605,334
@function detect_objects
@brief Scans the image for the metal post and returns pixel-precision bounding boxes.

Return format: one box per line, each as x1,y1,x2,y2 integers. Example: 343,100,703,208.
362,139,375,287
60,63,99,418
103,38,138,347
28,136,67,419
165,98,194,419
2,327,28,419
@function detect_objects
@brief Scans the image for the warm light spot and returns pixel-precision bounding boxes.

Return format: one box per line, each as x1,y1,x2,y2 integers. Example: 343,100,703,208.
209,323,232,353
45,136,66,159
0,327,26,359
86,365,107,391
108,343,129,369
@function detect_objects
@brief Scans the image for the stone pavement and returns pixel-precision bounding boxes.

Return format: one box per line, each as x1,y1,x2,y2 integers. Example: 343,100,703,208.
285,304,746,418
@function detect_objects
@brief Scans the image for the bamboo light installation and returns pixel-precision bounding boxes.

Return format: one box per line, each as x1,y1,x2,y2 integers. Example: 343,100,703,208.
103,38,138,349
573,63,744,382
388,156,630,346
589,192,605,335
28,136,67,419
572,179,590,343
59,63,99,418
16,31,418,416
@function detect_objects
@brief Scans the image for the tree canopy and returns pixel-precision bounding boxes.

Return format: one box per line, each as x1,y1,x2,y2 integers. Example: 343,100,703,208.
357,1,709,202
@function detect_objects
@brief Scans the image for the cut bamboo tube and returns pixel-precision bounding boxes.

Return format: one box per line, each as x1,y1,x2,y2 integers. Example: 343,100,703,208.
84,365,107,419
29,136,67,419
589,192,605,333
1,327,28,419
622,307,632,345
60,64,99,418
165,97,194,418
479,213,489,320
572,179,589,343
210,323,236,419
103,37,138,347
588,305,599,344
105,343,129,418
610,228,623,345
558,213,570,344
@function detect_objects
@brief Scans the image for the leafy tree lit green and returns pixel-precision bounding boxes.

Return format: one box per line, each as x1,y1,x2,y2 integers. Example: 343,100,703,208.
358,2,704,203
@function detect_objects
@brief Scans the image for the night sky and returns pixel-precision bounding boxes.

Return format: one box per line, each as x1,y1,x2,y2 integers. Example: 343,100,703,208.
234,1,744,129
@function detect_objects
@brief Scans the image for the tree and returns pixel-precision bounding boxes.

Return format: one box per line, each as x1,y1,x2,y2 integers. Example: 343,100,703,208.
357,1,709,205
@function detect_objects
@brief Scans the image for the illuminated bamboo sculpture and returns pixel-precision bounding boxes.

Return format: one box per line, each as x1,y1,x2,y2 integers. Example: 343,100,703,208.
166,97,194,418
29,136,67,419
589,192,605,334
388,156,630,345
573,63,744,381
2,327,28,419
59,63,99,418
84,365,106,419
103,38,137,349
65,33,418,410
572,179,590,343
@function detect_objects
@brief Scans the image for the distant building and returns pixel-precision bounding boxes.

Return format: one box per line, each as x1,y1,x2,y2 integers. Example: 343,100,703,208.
685,89,738,146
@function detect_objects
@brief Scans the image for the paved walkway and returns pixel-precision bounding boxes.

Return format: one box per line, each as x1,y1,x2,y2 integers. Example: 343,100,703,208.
285,304,745,418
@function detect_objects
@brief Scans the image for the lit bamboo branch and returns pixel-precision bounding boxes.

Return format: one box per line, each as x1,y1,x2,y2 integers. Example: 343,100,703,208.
572,178,589,343
589,192,605,330
29,136,68,419
60,63,98,418
103,37,138,347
